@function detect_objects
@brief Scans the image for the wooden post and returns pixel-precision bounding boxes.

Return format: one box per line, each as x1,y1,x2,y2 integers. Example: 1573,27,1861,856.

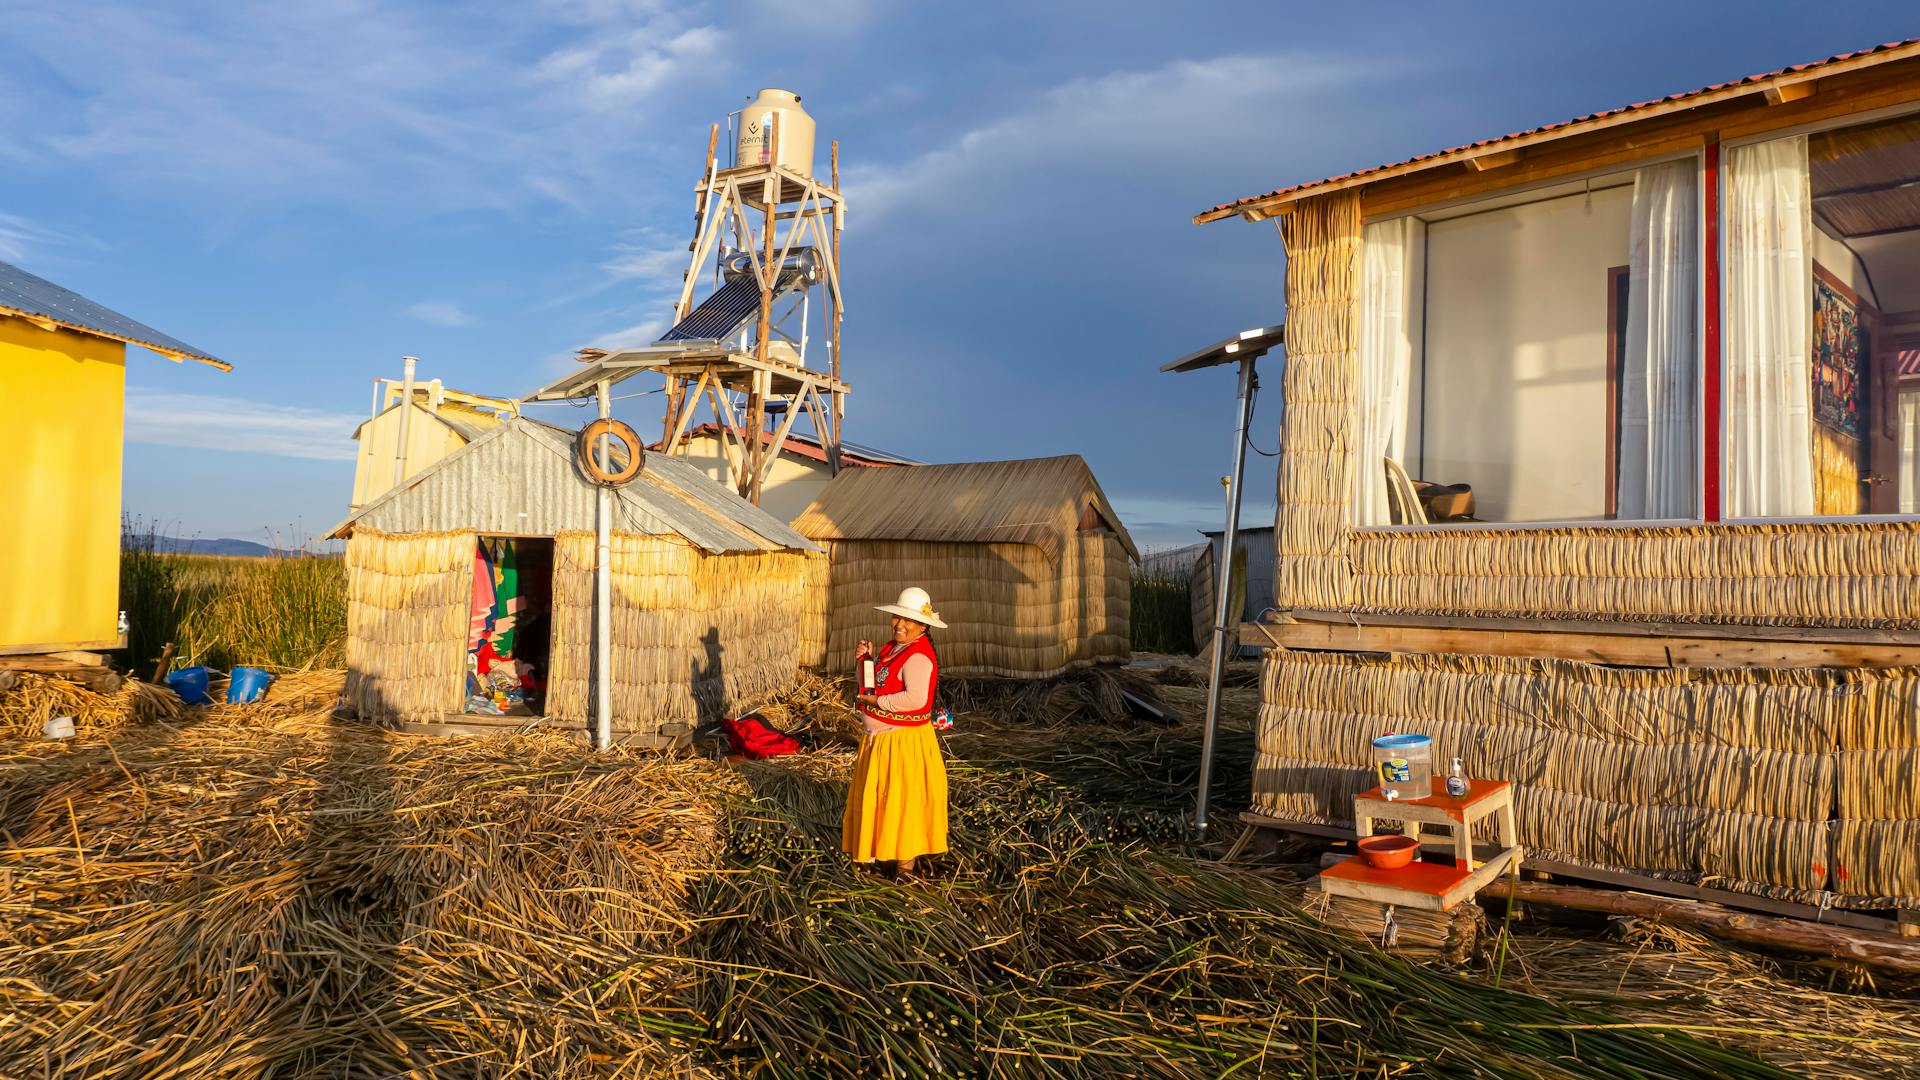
747,130,778,504
828,139,845,473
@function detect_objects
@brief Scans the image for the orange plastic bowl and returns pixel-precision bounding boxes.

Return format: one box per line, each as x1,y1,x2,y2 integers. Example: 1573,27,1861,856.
1357,834,1419,870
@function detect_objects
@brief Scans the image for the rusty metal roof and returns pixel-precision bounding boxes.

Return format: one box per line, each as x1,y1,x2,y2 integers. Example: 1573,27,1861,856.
0,259,229,369
1197,38,1920,224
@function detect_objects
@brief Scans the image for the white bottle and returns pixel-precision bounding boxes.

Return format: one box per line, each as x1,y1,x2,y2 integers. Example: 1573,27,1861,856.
1446,757,1469,798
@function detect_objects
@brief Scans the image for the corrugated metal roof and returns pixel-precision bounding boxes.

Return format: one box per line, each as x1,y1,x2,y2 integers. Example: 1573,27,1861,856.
0,259,229,369
790,454,1140,563
1198,38,1920,224
327,417,819,553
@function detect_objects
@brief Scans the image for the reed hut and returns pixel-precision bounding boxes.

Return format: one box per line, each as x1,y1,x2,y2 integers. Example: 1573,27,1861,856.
791,455,1136,678
327,416,824,744
1197,39,1920,917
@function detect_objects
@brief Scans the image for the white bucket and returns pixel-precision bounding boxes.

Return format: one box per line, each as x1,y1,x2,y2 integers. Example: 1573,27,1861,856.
43,715,76,739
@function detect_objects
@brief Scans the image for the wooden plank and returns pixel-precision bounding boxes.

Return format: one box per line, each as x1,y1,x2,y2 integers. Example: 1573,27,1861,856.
1766,80,1820,106
1464,147,1521,171
1319,847,1519,911
1253,611,1920,668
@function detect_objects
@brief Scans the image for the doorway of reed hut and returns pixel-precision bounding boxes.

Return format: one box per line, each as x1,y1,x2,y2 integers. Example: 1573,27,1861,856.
464,537,553,720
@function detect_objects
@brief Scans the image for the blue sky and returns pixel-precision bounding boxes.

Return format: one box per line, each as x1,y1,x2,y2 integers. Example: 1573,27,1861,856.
3,2,1914,549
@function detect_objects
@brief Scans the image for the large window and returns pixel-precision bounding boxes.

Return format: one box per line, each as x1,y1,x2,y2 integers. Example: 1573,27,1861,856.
1354,161,1702,526
1725,112,1920,518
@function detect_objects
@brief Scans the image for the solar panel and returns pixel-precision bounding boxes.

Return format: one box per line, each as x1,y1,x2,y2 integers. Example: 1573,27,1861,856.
657,249,819,345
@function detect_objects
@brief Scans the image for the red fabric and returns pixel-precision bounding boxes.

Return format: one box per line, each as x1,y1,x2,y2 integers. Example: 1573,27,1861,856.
722,714,804,759
861,635,939,727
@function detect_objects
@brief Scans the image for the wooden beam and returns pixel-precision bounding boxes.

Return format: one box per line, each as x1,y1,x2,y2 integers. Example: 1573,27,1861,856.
1464,147,1522,172
1505,880,1920,974
1766,80,1819,105
1249,611,1920,668
0,636,125,658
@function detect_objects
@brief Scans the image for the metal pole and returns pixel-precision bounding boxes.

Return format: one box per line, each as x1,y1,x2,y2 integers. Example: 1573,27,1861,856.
1195,355,1256,839
593,379,614,751
391,356,417,490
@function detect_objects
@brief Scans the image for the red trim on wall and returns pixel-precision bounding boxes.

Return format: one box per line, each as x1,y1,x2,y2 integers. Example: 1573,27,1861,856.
1703,140,1723,522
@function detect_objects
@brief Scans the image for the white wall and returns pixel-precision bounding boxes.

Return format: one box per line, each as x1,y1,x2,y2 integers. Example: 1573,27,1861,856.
1814,225,1879,308
1418,185,1632,521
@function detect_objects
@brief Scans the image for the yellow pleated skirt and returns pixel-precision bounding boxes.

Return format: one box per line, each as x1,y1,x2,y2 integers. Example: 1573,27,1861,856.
841,723,949,863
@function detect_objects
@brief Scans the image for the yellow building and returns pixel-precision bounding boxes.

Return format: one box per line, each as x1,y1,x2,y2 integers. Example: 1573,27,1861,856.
348,377,513,511
0,260,229,656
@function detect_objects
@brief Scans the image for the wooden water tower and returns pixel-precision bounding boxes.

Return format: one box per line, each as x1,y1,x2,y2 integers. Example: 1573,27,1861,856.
649,88,848,504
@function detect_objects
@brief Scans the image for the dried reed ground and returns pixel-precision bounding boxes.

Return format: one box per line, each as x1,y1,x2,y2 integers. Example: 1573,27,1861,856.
2,669,1916,1078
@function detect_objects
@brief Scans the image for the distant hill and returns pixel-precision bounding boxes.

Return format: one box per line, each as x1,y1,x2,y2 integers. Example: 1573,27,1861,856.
137,535,309,558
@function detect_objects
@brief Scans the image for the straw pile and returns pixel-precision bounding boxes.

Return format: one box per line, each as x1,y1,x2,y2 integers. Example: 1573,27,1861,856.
546,532,819,737
0,673,185,737
944,665,1168,726
2,675,1901,1078
815,535,1130,679
1253,648,1920,906
1,701,727,1077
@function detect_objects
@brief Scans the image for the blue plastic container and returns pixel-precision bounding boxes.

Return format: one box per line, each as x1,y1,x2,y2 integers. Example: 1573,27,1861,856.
165,666,213,706
227,666,275,704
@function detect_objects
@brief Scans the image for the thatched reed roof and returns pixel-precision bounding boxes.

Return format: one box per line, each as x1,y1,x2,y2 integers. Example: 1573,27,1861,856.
327,416,818,554
791,455,1138,563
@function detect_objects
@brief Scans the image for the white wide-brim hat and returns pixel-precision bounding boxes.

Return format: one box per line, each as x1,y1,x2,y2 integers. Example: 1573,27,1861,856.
875,585,947,629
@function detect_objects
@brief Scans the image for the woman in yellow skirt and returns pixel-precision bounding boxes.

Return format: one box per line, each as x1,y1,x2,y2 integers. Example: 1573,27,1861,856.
844,586,949,876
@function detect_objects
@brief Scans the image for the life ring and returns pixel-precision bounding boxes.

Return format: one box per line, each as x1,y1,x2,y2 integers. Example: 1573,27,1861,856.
576,418,643,487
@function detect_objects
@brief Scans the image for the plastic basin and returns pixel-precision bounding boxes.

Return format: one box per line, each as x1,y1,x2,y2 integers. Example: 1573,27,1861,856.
1357,834,1420,870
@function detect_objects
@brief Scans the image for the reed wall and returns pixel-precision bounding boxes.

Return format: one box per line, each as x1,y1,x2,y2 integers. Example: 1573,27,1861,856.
818,534,1130,679
1254,647,1920,907
544,532,821,732
1273,192,1362,611
343,529,473,722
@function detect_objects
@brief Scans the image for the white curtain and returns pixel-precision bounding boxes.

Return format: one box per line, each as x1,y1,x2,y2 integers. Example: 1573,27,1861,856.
1618,160,1699,519
1901,391,1920,515
1725,136,1815,518
1354,217,1420,525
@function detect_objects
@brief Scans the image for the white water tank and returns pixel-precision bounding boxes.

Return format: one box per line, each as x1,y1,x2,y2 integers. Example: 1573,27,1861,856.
737,89,815,178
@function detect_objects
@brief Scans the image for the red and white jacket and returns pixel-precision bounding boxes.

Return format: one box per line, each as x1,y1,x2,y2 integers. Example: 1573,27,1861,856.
861,634,939,733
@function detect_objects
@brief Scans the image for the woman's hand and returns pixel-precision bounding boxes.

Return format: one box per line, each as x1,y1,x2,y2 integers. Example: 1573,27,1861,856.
856,639,873,660
855,693,879,707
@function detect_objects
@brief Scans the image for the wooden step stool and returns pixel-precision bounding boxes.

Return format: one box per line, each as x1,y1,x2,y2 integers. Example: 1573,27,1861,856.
1318,778,1523,912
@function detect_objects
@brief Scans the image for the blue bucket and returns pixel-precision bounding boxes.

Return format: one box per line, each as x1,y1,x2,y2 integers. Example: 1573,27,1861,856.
165,666,213,706
228,666,275,704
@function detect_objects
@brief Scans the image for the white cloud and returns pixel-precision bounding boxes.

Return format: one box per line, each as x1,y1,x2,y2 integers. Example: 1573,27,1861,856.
124,387,361,461
0,4,730,211
601,227,691,293
401,300,475,327
0,213,100,263
845,53,1368,223
537,25,725,109
590,318,668,351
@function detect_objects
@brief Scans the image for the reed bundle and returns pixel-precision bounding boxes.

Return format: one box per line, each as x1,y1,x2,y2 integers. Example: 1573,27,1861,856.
1339,520,1920,627
816,535,1129,679
1298,889,1483,966
0,673,184,738
944,666,1167,727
